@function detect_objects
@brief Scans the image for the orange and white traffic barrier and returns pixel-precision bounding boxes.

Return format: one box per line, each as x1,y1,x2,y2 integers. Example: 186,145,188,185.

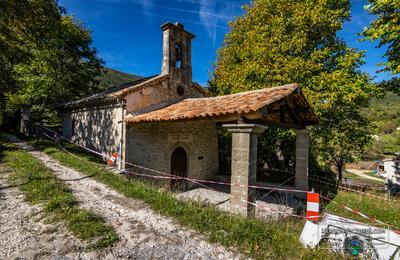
108,152,118,166
306,192,320,222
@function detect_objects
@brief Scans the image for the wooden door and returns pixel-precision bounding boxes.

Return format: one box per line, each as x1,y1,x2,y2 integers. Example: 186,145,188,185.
170,147,188,190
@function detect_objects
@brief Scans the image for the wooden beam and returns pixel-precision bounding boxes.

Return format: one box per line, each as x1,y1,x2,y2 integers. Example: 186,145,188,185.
250,120,304,129
284,97,303,126
293,107,310,113
279,104,286,123
264,106,310,114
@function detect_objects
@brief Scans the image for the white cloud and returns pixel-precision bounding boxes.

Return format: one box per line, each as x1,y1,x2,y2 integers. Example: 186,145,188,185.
199,0,217,42
95,0,239,43
139,0,154,13
185,0,238,43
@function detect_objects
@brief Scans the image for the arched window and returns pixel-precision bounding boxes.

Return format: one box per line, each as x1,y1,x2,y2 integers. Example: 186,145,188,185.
175,44,183,68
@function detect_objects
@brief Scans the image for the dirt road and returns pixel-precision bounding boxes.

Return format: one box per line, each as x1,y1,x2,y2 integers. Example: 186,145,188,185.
0,134,240,259
346,168,385,183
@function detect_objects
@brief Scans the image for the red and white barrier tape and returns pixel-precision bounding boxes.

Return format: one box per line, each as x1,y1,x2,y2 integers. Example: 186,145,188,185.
41,131,106,167
50,132,397,226
41,125,310,194
40,127,311,219
320,194,400,233
41,126,400,230
55,137,396,229
42,128,308,219
258,176,294,201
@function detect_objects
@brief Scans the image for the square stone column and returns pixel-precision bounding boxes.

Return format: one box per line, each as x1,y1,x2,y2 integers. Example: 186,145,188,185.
295,129,309,191
223,124,267,217
20,109,32,136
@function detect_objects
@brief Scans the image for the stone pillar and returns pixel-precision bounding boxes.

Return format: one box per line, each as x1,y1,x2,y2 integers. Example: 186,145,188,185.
118,102,126,171
20,109,31,136
223,124,267,216
295,129,309,191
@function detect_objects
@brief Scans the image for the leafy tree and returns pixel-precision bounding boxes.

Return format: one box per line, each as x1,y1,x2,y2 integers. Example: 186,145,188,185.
378,77,400,94
210,0,378,179
0,0,63,118
362,88,400,157
363,0,400,75
312,106,374,180
1,0,102,124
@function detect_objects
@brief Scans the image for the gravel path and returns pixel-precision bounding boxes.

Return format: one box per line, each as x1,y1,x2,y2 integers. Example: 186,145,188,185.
0,163,100,259
1,134,240,259
346,168,385,183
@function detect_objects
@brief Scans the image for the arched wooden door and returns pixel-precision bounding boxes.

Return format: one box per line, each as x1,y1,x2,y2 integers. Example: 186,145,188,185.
170,147,188,190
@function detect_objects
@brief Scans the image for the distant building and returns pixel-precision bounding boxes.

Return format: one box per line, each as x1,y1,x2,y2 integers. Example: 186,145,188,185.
382,158,400,193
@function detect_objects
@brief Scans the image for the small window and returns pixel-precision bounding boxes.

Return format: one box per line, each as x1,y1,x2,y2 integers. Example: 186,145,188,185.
177,86,185,96
175,44,182,68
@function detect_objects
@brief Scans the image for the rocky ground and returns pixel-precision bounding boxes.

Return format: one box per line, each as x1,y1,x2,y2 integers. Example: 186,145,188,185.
0,135,240,259
0,164,94,259
175,187,301,219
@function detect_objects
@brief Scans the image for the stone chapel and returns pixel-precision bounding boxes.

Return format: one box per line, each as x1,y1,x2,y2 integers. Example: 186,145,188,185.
62,22,318,215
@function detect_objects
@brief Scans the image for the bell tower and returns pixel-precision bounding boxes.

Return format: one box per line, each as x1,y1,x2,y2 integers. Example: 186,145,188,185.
161,22,195,86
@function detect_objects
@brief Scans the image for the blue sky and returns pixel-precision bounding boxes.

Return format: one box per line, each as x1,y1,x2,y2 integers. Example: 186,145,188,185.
59,0,392,86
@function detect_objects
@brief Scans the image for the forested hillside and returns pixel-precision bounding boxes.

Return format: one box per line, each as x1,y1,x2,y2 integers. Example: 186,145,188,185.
363,90,400,157
97,68,142,90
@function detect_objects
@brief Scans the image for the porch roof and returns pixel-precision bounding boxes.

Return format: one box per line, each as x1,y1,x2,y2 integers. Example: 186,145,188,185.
124,84,318,129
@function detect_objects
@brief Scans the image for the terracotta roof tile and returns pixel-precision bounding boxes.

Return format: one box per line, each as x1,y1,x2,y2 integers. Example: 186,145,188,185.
124,83,316,124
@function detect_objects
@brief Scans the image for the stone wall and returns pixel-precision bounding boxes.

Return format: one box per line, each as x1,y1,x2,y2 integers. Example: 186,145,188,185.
62,104,123,156
295,129,309,191
125,76,203,114
125,121,219,185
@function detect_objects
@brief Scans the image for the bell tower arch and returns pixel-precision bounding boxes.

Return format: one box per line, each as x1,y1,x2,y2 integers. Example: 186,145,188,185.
161,22,195,87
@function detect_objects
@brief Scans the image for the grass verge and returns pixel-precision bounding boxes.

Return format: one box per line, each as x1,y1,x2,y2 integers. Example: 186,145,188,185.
324,190,400,229
343,170,385,186
0,138,118,248
25,138,339,258
363,171,385,180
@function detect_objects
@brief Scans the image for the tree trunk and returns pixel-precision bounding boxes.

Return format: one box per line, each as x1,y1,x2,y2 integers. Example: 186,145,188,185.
338,167,343,182
337,158,344,183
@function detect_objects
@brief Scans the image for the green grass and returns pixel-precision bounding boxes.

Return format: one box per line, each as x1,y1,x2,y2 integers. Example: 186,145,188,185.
343,170,384,186
325,190,400,229
0,139,118,248
363,171,385,180
26,138,339,259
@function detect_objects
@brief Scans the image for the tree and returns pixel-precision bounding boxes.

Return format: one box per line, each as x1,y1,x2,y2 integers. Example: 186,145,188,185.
210,0,378,178
0,0,64,121
1,0,102,124
311,106,374,181
363,0,400,75
378,77,400,94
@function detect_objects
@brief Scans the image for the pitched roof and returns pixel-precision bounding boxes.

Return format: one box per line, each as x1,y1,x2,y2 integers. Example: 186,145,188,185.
112,74,169,97
62,74,207,109
62,76,156,108
124,84,318,127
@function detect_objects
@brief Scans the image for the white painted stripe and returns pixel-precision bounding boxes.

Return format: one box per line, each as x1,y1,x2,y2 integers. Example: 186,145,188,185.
307,202,319,212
